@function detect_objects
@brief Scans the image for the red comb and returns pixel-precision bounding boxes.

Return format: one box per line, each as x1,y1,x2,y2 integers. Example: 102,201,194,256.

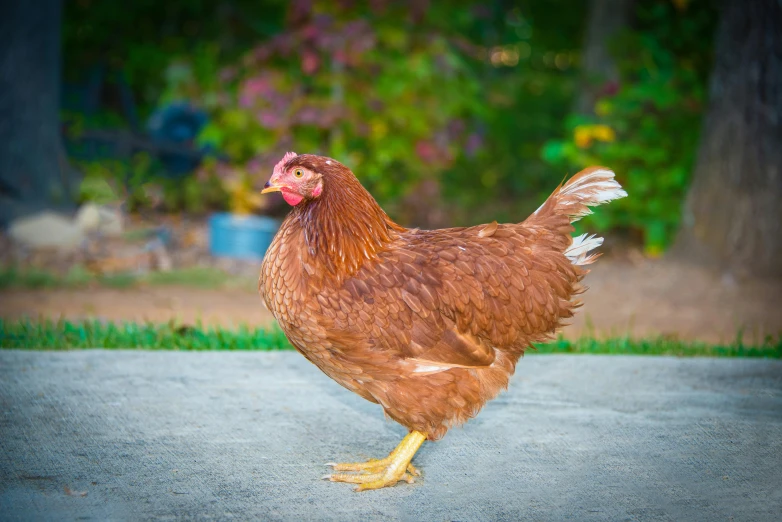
273,151,298,176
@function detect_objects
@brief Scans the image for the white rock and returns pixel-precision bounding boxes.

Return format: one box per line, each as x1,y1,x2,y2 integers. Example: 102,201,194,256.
8,212,85,250
75,203,101,231
75,203,124,236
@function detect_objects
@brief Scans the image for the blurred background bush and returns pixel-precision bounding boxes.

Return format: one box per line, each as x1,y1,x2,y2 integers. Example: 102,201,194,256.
60,0,716,246
2,0,780,278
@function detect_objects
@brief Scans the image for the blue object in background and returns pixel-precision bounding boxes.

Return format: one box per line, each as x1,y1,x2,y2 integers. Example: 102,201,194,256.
147,102,210,177
209,213,279,260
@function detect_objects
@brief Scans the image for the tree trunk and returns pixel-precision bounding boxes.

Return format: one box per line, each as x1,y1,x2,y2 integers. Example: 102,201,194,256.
674,0,782,278
0,0,73,226
575,0,635,115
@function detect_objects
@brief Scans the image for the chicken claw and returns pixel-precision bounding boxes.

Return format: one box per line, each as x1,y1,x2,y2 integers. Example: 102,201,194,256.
323,431,426,491
328,459,420,476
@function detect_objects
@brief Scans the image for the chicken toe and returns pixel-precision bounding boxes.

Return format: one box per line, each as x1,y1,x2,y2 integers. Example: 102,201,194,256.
324,431,426,491
328,458,420,476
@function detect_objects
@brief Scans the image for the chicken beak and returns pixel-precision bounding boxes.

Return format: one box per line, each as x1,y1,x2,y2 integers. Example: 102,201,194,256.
261,180,282,194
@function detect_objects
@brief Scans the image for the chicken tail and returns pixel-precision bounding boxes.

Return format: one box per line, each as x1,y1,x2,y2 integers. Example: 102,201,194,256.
535,166,626,222
532,166,626,266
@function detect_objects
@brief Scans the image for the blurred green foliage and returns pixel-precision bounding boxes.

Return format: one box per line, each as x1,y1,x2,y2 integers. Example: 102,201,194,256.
63,0,287,112
184,4,487,219
543,1,717,253
0,265,252,291
64,0,717,248
74,153,226,214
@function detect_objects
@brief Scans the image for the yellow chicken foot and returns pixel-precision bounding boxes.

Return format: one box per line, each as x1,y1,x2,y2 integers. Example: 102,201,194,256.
328,458,420,476
324,431,426,491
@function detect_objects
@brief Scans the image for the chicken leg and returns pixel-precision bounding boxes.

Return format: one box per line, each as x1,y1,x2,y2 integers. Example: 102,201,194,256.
324,431,426,491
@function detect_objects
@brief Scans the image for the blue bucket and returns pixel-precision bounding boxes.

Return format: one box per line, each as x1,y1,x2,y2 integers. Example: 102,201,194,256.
208,213,280,260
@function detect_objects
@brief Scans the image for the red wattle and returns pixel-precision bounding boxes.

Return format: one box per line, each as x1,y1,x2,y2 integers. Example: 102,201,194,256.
281,190,304,206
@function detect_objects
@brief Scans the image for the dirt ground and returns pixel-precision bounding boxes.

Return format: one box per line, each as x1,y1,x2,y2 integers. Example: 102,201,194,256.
1,257,780,344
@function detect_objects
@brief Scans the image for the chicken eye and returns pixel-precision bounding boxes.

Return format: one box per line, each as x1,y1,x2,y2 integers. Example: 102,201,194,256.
293,169,304,178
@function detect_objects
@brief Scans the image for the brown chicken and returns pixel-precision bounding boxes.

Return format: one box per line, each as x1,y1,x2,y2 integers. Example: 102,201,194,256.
259,152,626,491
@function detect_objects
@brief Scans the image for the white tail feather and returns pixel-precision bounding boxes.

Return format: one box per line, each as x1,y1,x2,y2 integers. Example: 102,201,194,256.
565,233,603,265
536,167,627,222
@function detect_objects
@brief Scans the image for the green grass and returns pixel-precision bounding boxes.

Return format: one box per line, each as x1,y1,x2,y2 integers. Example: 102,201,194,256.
143,266,248,289
535,335,781,358
0,268,65,289
1,320,780,357
0,319,291,351
0,266,253,291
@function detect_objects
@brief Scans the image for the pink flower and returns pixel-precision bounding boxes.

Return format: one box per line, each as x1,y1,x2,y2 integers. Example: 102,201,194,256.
333,48,348,65
218,67,237,82
252,45,272,62
246,157,263,174
415,140,437,163
301,24,319,41
239,75,271,108
466,133,483,156
301,50,320,75
599,80,620,97
256,110,282,129
297,106,320,125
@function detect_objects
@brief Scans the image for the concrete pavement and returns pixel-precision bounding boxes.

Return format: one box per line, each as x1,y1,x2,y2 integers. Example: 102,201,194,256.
1,351,780,521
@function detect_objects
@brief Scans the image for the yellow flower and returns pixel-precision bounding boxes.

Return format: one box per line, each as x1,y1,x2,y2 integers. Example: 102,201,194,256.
574,126,593,148
225,174,263,215
370,120,388,139
592,124,616,142
573,124,616,148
